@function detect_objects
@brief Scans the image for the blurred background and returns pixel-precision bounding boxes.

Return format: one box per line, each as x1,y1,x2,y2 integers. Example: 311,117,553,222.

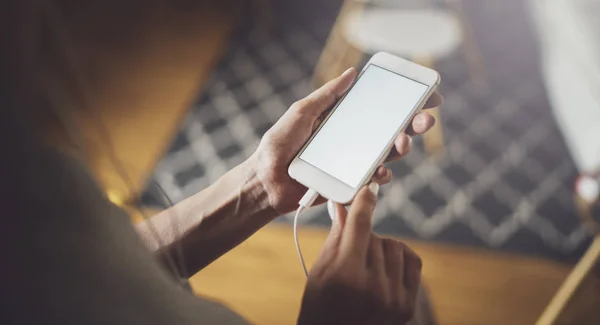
62,0,600,324
144,0,596,263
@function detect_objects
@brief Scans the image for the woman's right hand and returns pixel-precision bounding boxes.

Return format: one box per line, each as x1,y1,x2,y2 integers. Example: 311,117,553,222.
298,183,423,325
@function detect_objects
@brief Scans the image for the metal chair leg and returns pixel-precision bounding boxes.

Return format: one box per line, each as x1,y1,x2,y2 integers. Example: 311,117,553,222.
536,235,600,325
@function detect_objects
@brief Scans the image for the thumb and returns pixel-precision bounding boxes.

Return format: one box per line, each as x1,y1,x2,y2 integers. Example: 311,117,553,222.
291,67,356,117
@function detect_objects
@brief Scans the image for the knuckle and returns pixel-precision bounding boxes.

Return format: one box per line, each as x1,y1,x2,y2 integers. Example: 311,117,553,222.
260,127,273,140
292,98,321,118
291,99,307,112
322,85,335,102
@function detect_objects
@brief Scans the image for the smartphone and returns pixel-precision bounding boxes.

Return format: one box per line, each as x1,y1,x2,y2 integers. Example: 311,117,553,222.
288,52,440,204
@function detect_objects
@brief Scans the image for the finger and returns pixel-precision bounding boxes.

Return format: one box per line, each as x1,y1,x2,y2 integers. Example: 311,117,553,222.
403,245,423,305
422,92,443,109
368,235,385,272
384,133,412,163
339,183,379,260
394,133,412,159
371,166,392,184
311,203,349,276
368,236,388,297
291,67,357,117
405,111,436,136
382,239,407,311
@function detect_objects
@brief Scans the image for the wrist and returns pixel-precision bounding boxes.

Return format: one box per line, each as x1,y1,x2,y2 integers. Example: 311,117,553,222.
240,154,280,220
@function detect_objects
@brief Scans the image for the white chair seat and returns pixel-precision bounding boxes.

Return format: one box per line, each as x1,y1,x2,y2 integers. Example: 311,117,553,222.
344,9,463,59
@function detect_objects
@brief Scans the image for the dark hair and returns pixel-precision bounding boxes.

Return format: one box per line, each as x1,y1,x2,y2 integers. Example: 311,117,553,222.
2,0,189,282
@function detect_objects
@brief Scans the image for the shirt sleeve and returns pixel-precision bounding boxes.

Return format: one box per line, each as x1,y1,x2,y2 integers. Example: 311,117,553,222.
0,109,248,325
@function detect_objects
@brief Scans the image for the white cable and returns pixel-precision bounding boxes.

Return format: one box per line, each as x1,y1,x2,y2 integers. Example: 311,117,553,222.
293,206,308,278
294,189,319,278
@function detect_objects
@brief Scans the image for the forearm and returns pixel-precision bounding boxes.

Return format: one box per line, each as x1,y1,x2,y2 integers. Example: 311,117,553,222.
136,155,278,277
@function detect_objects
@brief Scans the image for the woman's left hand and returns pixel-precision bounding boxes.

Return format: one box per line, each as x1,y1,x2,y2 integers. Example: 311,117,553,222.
251,67,443,214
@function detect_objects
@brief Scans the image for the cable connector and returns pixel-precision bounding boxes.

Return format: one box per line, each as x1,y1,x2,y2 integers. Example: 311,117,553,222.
298,188,319,208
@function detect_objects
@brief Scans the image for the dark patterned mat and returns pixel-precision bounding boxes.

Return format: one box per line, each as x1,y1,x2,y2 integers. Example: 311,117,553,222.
143,0,594,262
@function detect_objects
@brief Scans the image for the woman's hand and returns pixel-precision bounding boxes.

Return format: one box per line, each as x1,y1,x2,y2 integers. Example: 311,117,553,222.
252,67,443,214
298,184,423,325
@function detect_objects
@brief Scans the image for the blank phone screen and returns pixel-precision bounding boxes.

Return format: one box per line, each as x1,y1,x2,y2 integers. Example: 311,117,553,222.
299,65,429,188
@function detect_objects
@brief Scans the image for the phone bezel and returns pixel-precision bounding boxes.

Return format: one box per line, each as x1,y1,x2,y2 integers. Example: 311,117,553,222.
288,52,440,204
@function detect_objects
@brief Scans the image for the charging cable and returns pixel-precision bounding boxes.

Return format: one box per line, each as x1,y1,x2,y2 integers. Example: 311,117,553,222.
294,189,319,278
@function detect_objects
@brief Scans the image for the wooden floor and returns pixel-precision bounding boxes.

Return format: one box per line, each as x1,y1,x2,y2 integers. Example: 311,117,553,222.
190,224,600,325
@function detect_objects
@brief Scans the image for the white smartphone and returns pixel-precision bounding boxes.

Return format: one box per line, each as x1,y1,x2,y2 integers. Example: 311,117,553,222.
288,52,440,204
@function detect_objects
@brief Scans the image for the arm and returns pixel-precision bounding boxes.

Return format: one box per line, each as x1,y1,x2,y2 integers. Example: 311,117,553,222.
136,155,276,277
136,68,441,277
133,70,361,277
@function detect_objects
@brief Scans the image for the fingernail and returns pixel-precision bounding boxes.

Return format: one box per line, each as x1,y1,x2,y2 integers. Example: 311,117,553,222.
342,67,354,76
369,182,379,196
408,136,413,148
